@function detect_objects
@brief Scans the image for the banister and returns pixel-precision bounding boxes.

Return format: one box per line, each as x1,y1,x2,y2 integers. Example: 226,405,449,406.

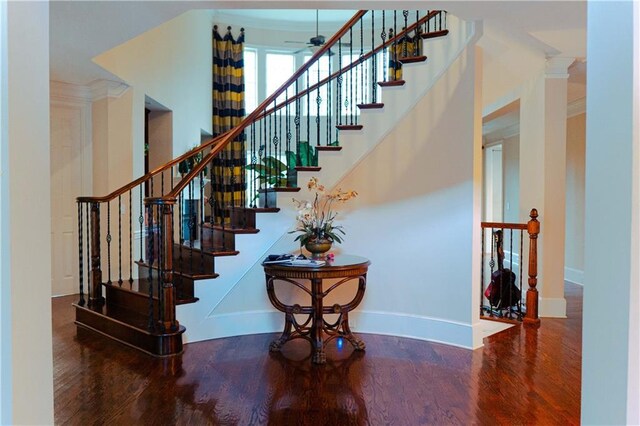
167,9,444,200
166,10,369,199
76,131,230,203
481,222,528,230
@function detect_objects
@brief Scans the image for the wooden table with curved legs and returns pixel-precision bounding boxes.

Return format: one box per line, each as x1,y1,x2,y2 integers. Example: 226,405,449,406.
263,255,370,364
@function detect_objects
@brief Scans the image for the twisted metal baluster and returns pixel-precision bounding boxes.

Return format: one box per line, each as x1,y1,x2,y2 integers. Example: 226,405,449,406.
349,26,353,125
316,58,321,147
118,195,123,285
403,10,409,57
295,79,301,167
326,50,332,146
106,202,112,285
381,11,387,83
139,184,144,262
199,170,205,274
371,10,377,103
85,203,91,302
306,70,311,147
78,202,85,306
393,10,398,80
128,191,133,284
336,40,343,137
480,227,485,315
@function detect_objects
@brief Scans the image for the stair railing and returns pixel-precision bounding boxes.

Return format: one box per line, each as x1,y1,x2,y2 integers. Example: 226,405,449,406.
480,209,540,326
77,9,449,335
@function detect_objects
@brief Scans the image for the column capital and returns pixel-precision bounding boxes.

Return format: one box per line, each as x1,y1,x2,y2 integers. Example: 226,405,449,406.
545,57,575,79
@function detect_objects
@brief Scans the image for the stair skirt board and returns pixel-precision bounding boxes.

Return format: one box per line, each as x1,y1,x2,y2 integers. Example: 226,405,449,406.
74,304,185,357
183,309,482,350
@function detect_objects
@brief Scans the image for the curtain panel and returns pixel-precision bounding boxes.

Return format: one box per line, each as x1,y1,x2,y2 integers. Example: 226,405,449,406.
212,25,245,224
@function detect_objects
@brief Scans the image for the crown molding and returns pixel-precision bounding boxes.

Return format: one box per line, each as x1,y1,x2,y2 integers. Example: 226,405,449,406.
567,96,586,118
89,79,129,102
545,57,575,79
50,80,92,104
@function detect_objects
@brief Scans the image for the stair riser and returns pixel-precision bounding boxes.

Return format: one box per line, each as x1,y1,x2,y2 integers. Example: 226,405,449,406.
202,227,236,251
230,208,257,229
75,305,184,357
105,284,160,317
137,264,198,302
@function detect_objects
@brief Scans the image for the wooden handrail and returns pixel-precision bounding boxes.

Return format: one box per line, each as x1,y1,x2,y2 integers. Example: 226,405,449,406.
481,222,528,230
76,131,230,203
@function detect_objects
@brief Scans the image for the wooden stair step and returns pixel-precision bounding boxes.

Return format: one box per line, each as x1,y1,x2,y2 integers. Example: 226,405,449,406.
180,240,239,257
399,55,427,64
74,303,185,357
105,278,198,307
137,260,219,281
336,125,363,131
421,29,449,39
357,103,384,110
295,166,322,172
378,80,406,87
258,187,301,193
201,223,259,234
316,146,342,152
248,207,280,213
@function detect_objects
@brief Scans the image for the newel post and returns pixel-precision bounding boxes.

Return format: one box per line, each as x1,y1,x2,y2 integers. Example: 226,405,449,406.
160,200,178,332
524,208,540,327
89,202,104,307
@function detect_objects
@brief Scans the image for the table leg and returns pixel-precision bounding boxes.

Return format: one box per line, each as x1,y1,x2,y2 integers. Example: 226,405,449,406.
311,278,326,364
269,312,293,352
340,311,366,351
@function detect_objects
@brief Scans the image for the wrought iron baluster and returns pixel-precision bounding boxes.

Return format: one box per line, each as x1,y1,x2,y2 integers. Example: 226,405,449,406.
295,79,301,167
118,195,123,285
393,10,398,80
78,202,85,306
250,122,256,207
326,51,332,146
85,203,90,303
158,203,165,330
349,26,353,125
414,11,420,57
106,201,112,285
519,229,524,319
147,203,154,330
199,171,205,273
128,191,133,284
275,100,281,184
359,14,364,106
337,40,343,134
139,184,144,262
189,181,195,270
306,70,311,150
403,10,409,57
372,10,377,103
381,11,387,83
480,227,485,314
316,57,321,147
259,116,266,206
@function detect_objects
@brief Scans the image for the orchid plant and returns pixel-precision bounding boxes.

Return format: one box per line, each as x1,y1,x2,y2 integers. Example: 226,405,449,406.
289,177,358,246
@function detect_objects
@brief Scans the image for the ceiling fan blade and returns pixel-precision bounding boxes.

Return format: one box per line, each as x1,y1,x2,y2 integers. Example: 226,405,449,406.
293,48,308,54
284,40,306,44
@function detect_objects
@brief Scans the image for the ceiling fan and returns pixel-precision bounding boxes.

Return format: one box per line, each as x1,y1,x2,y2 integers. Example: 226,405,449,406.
284,10,350,55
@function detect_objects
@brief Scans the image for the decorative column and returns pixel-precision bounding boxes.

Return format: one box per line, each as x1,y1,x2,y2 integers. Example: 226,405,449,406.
519,56,574,318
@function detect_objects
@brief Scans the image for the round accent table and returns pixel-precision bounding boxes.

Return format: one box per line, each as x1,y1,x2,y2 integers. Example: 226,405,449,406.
263,255,370,364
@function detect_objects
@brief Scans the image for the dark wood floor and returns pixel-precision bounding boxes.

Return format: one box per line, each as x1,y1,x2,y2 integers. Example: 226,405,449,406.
53,283,582,425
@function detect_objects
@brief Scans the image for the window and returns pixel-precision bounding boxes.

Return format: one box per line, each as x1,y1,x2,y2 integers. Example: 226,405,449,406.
244,48,258,114
304,54,331,116
266,52,296,106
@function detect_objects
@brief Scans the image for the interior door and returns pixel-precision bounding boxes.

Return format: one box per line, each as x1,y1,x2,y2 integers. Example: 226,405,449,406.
50,104,83,296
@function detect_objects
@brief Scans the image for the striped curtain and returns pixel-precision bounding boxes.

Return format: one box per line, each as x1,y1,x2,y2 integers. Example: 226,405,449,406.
212,25,245,224
388,34,421,81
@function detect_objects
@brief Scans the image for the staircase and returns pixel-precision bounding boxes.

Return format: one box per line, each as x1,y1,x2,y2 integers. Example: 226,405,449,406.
74,9,469,356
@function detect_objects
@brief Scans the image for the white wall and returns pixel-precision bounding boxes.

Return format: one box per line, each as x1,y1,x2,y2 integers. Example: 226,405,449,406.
502,134,520,223
6,1,54,424
582,1,639,423
94,10,213,164
564,112,585,284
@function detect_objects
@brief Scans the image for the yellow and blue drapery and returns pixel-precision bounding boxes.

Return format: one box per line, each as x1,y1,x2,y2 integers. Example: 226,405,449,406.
388,33,422,81
212,25,245,224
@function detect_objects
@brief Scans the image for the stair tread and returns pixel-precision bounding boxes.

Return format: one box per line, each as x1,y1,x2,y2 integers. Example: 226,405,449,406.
177,241,240,256
357,103,384,109
336,124,363,131
136,260,219,280
76,302,155,332
200,223,260,234
295,166,322,172
104,279,198,305
378,80,406,87
316,146,342,151
399,55,427,64
247,207,280,213
258,187,301,193
421,29,449,39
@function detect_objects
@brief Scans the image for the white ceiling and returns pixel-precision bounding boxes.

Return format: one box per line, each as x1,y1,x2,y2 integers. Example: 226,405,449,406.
50,1,586,86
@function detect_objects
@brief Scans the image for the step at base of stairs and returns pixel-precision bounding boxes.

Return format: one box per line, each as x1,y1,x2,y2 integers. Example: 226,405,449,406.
74,303,185,357
378,80,406,87
399,55,427,64
357,103,384,109
421,29,449,39
336,125,363,131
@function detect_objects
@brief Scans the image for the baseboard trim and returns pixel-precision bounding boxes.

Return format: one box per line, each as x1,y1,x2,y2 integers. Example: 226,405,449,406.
183,309,480,350
540,297,567,318
564,267,584,285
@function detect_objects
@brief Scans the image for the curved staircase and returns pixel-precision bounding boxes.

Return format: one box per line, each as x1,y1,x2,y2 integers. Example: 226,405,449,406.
73,9,479,356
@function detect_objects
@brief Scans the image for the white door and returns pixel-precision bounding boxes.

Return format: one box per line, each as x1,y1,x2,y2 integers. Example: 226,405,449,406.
50,103,85,296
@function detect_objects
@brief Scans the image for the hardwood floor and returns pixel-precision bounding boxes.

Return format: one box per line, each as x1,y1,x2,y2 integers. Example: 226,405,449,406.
53,283,582,425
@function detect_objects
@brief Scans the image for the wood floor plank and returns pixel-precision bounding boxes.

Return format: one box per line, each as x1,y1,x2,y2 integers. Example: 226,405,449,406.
53,283,582,425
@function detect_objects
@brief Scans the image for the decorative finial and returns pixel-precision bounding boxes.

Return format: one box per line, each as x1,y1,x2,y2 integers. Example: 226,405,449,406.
530,208,538,219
